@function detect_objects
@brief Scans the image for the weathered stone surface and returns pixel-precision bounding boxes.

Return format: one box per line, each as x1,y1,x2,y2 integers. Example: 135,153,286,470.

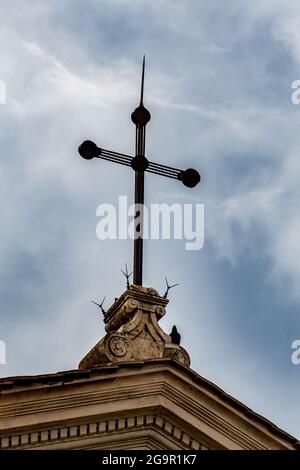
0,360,298,450
79,285,190,369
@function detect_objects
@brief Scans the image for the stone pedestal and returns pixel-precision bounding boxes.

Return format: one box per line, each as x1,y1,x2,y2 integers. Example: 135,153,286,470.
79,285,190,369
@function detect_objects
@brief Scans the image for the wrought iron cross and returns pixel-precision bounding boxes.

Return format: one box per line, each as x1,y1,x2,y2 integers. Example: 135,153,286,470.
78,57,201,286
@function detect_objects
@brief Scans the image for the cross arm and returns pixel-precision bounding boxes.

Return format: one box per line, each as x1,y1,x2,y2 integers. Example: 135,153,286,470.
99,147,180,181
78,140,201,188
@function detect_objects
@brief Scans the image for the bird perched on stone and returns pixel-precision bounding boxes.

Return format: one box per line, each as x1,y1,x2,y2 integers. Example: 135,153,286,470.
170,325,181,345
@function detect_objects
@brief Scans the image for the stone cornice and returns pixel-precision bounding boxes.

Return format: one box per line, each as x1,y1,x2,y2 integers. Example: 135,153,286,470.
0,381,281,449
0,360,298,450
0,412,207,450
104,285,168,330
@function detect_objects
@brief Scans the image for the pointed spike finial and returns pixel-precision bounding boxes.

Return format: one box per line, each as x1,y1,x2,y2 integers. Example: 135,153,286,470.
140,55,145,105
121,263,133,289
163,277,180,299
91,296,106,315
131,55,151,127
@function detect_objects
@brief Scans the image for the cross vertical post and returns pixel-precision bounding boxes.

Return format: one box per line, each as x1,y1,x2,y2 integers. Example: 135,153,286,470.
133,166,145,285
131,56,151,285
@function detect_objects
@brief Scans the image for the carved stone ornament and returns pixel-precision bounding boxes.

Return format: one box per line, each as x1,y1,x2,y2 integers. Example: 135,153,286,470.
79,285,190,369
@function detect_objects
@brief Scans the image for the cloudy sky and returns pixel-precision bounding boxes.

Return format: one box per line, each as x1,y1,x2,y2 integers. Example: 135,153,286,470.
1,0,300,438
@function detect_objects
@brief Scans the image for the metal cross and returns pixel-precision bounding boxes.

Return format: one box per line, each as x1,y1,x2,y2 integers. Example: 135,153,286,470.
78,57,201,286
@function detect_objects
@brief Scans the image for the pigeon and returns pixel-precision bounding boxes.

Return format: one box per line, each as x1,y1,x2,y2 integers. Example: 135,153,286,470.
170,325,181,345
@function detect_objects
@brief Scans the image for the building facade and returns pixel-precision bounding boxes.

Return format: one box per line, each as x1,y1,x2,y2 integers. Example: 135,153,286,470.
0,286,298,450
